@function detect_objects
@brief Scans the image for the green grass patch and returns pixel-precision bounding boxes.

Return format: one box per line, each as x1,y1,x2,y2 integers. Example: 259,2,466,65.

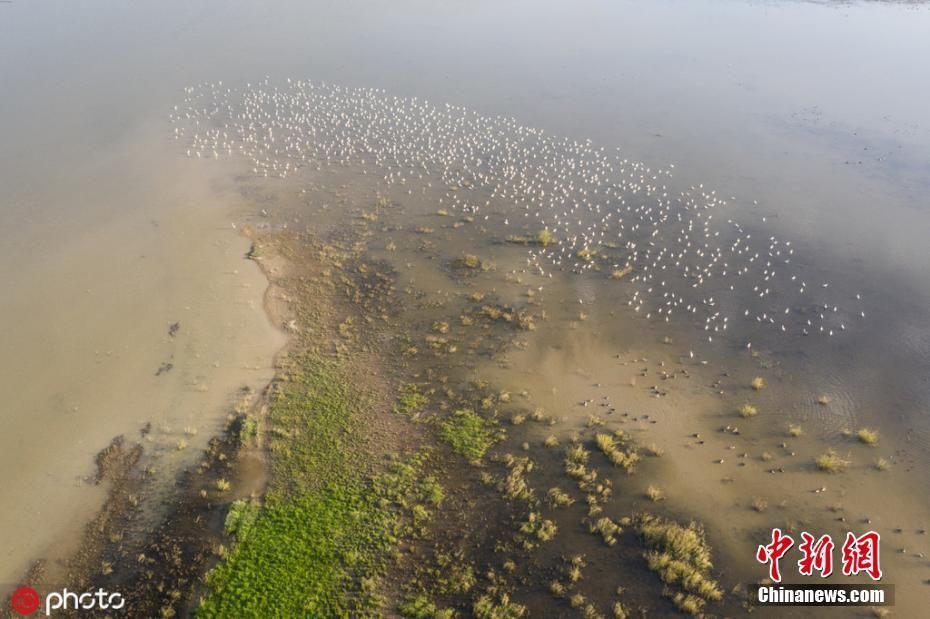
200,480,397,617
198,356,433,617
396,383,429,417
224,499,261,542
438,409,500,463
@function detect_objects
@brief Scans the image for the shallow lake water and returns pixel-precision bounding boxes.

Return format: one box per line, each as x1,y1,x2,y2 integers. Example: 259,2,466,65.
2,0,929,609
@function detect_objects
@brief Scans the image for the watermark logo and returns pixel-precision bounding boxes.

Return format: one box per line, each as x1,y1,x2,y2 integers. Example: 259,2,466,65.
756,528,882,583
8,586,124,616
10,587,40,616
751,528,891,608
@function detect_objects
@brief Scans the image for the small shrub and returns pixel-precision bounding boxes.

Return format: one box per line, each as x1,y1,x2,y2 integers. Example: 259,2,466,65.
738,404,758,418
751,376,766,391
646,485,664,502
787,424,803,437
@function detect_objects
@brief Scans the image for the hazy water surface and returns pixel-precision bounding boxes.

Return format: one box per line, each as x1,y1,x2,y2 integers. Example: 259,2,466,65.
2,0,929,595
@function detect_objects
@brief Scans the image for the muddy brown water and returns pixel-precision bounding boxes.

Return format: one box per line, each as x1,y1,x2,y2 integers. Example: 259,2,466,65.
3,0,930,613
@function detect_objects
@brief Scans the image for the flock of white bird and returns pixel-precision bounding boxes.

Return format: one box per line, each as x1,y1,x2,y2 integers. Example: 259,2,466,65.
170,78,864,345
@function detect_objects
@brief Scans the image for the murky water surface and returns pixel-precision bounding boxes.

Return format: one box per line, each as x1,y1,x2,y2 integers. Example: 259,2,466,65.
2,0,929,607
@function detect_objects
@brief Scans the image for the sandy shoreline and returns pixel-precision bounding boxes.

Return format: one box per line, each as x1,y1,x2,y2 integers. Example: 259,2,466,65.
0,141,285,599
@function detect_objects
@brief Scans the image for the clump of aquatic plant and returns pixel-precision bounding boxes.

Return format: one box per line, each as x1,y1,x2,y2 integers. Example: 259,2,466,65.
238,415,260,446
499,454,534,501
874,457,890,471
856,427,879,446
637,514,722,615
564,443,599,487
461,254,480,269
543,435,559,448
610,266,633,280
473,592,526,619
421,476,445,505
738,404,757,418
815,449,850,472
536,228,555,247
438,409,500,463
612,601,629,619
548,487,575,507
396,383,428,416
595,432,640,473
590,517,621,546
566,555,586,583
645,485,664,502
645,443,664,457
536,519,558,542
787,424,803,437
751,376,766,391
399,594,442,619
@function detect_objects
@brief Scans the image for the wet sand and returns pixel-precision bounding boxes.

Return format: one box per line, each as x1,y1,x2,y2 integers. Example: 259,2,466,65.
0,129,284,592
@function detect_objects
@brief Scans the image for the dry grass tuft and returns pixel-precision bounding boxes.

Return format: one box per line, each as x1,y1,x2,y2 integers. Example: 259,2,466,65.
645,485,664,502
856,427,879,446
816,449,850,473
